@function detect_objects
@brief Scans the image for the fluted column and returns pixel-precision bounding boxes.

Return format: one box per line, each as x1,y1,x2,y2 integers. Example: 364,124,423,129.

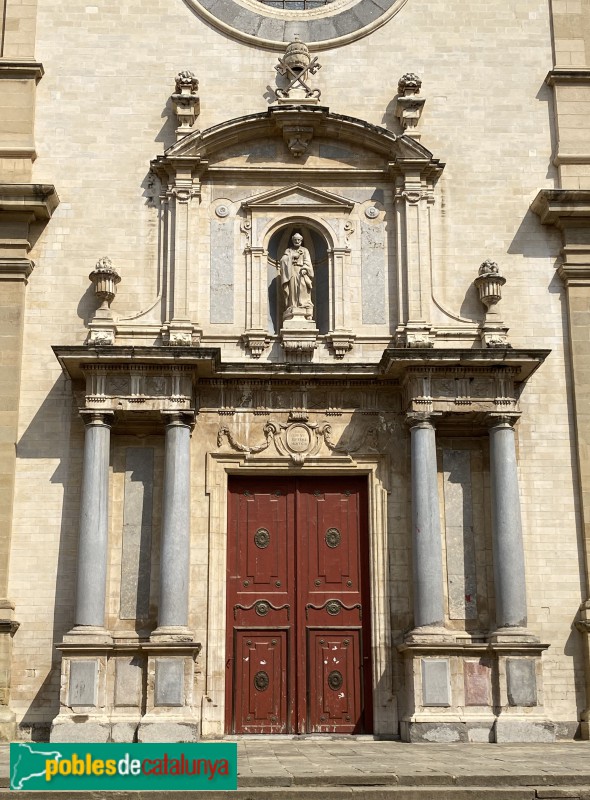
73,411,114,634
153,411,194,638
408,416,445,634
488,416,530,636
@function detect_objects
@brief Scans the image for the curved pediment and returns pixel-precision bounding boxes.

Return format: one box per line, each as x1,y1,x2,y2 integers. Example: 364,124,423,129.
156,107,442,178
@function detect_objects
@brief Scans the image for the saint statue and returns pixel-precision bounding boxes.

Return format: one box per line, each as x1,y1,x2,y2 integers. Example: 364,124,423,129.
278,233,314,321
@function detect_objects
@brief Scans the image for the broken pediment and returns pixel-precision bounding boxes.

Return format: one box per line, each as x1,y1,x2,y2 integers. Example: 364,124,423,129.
241,183,355,213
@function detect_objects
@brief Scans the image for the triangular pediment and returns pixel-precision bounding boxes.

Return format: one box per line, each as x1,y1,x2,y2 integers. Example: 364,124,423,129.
241,183,355,212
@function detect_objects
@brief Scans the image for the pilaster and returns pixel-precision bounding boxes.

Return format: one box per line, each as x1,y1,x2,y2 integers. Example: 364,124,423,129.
532,190,590,737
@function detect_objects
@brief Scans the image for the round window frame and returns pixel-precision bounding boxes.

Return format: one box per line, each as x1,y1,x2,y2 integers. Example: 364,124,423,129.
185,0,409,50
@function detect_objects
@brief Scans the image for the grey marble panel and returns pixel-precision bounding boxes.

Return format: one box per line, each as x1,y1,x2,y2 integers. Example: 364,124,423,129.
443,449,477,620
120,447,154,621
155,659,184,707
210,219,234,324
361,220,386,324
422,659,451,707
507,659,537,707
69,660,98,707
114,658,141,707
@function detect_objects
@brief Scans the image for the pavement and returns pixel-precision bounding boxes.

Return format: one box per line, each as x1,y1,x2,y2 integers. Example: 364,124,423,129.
2,739,590,798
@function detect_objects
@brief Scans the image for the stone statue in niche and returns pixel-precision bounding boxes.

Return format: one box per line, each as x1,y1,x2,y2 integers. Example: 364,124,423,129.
278,233,314,322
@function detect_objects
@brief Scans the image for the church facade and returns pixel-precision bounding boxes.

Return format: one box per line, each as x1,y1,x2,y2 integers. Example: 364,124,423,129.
1,0,590,743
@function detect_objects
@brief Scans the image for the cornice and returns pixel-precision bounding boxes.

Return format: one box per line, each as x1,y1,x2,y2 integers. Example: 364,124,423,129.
0,184,59,220
530,189,590,226
52,345,549,385
546,68,590,86
0,60,44,81
557,264,590,287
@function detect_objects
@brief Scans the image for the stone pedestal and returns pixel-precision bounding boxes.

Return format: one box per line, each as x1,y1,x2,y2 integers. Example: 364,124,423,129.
398,641,553,743
137,642,201,743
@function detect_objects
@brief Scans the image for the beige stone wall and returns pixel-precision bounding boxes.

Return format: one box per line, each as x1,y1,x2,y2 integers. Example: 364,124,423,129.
5,0,587,736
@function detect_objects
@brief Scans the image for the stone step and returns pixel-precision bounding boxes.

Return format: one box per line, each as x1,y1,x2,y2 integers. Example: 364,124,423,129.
2,787,590,800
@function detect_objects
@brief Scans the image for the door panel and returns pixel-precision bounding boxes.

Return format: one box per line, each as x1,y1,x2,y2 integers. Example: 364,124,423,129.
226,476,371,734
234,631,288,733
308,630,363,733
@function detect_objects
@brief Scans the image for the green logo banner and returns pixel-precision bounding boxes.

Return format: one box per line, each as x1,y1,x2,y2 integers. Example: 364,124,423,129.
10,742,237,791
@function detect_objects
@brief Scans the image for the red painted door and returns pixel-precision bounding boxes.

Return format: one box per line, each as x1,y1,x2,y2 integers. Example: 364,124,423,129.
226,476,372,734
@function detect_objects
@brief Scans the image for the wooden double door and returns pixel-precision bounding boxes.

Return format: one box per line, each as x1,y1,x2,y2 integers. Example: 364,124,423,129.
225,475,372,734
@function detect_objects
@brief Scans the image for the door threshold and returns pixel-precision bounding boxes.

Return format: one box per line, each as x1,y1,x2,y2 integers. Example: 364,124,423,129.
224,734,388,741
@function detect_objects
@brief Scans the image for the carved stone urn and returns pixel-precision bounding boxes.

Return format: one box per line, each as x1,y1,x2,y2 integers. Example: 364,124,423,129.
474,259,506,313
89,257,120,312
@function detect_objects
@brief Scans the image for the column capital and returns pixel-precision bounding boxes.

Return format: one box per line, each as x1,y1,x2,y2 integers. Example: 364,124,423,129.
79,410,115,428
161,410,195,431
405,412,440,430
486,412,521,430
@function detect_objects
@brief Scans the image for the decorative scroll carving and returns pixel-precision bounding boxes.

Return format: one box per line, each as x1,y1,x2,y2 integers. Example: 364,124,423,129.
217,419,379,465
305,599,362,619
233,600,290,620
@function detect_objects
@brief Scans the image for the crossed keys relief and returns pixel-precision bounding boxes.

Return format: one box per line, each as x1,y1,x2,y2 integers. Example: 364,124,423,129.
275,37,322,101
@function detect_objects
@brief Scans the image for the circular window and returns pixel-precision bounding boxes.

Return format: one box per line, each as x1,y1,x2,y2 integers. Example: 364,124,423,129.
186,0,408,49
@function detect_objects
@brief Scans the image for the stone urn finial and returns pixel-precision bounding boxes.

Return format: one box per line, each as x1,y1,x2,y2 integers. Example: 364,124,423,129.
171,70,200,140
395,73,426,137
474,259,510,348
474,259,506,313
89,257,120,312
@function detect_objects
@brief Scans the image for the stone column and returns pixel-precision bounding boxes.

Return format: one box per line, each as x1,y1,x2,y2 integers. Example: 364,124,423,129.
488,416,531,637
408,416,446,635
71,411,114,637
152,412,194,638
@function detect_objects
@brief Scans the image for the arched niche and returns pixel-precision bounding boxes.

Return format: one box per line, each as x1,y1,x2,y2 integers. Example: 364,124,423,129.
267,223,330,335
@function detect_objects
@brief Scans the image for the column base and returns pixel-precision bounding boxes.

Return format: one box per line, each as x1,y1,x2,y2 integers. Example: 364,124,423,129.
404,625,455,644
150,626,194,642
62,625,112,644
488,626,540,644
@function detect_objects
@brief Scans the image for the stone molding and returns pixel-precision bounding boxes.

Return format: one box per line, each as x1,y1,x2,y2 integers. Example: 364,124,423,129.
531,189,590,226
0,183,59,219
0,60,44,81
183,0,409,50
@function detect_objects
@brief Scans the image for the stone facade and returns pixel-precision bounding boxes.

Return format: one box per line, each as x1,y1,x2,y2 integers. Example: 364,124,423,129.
0,0,589,742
